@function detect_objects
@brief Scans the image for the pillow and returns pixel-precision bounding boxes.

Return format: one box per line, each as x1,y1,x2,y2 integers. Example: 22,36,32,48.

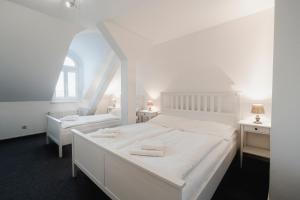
178,120,236,140
109,108,121,117
60,115,80,121
148,114,189,129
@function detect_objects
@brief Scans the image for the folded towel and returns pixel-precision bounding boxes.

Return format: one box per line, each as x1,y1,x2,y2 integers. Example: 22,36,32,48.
141,140,165,151
100,128,121,134
129,149,165,157
60,115,79,121
91,132,120,138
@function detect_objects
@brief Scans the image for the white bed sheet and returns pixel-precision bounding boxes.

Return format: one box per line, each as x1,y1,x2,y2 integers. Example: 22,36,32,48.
61,114,119,129
86,122,173,149
119,130,223,179
182,134,237,200
61,120,121,145
73,115,237,200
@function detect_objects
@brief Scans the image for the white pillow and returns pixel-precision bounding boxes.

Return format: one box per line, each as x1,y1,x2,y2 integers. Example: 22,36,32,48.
178,120,236,140
148,114,188,129
60,115,80,121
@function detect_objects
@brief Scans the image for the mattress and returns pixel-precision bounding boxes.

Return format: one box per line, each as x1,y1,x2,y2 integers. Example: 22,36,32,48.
118,130,224,179
182,134,237,200
61,120,121,145
115,131,237,200
61,114,120,129
85,123,173,149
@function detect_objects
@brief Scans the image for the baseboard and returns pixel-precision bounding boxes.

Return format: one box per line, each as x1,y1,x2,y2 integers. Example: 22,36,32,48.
0,131,46,141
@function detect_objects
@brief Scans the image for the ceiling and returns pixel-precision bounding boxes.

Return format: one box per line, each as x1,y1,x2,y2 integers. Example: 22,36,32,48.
7,0,150,27
8,0,274,44
112,0,275,44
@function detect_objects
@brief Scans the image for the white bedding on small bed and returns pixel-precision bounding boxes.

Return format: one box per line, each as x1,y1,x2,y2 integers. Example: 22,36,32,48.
87,122,173,149
61,114,119,129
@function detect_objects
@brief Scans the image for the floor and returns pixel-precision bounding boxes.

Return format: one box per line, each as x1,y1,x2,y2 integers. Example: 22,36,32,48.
0,133,269,200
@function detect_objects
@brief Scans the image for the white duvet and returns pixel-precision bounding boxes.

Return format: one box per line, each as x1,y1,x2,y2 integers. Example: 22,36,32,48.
61,114,119,129
120,130,223,179
87,123,173,149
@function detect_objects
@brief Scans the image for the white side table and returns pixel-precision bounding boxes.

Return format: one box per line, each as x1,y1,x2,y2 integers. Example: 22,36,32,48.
137,110,158,123
239,120,271,167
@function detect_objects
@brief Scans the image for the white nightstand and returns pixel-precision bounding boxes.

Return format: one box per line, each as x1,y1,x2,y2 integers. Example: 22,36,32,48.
137,110,158,123
239,120,271,167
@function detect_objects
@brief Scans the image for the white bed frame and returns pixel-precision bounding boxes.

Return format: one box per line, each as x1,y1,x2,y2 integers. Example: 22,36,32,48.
72,92,239,200
46,111,121,158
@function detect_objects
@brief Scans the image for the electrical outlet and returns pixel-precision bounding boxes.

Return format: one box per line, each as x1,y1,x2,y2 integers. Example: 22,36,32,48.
22,125,27,129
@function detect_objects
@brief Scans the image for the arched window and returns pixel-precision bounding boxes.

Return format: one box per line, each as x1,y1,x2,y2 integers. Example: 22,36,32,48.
54,56,80,100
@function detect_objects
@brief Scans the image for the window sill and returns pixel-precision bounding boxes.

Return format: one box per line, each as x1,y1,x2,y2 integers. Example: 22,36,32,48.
51,99,80,104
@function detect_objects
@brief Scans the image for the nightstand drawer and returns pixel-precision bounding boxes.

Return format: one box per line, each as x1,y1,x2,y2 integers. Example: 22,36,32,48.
244,126,270,134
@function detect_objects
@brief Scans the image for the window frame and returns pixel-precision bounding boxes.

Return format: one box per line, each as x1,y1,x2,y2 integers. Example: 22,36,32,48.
52,55,81,103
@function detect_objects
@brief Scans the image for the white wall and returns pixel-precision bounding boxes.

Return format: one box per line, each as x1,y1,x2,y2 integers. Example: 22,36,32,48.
136,9,274,119
0,1,81,139
0,1,81,101
103,21,153,123
0,102,79,140
270,1,300,199
96,66,122,114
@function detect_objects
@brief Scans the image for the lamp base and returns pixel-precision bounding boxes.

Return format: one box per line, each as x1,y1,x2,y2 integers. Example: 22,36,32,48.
253,114,262,124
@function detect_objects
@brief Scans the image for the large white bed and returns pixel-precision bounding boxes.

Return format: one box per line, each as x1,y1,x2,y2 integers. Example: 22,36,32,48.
71,92,239,200
46,110,121,158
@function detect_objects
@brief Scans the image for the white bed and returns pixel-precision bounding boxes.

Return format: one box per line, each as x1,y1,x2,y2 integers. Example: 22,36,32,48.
46,111,121,158
71,92,239,200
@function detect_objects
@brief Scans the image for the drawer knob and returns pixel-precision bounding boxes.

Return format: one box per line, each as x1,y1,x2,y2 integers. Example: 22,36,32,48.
255,128,258,130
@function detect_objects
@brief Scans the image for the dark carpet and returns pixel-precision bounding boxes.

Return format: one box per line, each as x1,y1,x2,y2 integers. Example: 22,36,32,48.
0,133,269,200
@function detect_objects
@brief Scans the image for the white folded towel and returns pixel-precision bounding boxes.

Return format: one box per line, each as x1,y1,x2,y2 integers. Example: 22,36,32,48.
129,149,165,157
60,115,79,121
91,132,120,138
141,140,165,151
100,128,121,134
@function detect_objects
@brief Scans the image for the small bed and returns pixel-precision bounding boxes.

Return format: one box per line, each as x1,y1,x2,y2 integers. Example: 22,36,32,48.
46,110,121,157
72,92,239,200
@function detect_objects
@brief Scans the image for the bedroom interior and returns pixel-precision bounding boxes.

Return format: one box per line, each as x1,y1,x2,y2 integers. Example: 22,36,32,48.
0,0,299,200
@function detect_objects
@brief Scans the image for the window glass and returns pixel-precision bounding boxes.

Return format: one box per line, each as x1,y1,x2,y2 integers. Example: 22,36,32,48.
63,56,76,67
53,55,80,100
67,72,76,97
55,72,64,97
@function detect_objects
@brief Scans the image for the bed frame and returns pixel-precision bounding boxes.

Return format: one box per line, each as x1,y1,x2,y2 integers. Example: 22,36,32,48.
72,92,239,200
46,111,121,158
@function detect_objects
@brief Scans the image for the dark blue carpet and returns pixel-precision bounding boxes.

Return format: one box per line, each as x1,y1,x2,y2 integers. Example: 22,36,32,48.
0,133,269,200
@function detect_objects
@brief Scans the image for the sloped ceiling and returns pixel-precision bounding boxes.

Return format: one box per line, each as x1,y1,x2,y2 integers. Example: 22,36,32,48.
8,0,149,27
0,1,81,101
112,0,275,44
9,0,274,44
0,0,275,102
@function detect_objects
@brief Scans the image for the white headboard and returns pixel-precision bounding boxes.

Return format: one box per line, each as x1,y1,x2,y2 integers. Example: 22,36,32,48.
161,92,240,127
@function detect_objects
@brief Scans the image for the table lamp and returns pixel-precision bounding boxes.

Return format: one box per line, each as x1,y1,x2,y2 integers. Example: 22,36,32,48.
251,104,265,124
147,100,154,111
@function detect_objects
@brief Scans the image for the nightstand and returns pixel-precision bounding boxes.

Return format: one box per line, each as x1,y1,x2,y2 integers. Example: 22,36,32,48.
137,110,158,123
239,120,271,167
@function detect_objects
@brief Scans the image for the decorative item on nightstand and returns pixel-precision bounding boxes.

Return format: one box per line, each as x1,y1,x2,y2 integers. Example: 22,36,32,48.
111,96,117,108
147,100,154,111
251,104,265,124
137,110,159,123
